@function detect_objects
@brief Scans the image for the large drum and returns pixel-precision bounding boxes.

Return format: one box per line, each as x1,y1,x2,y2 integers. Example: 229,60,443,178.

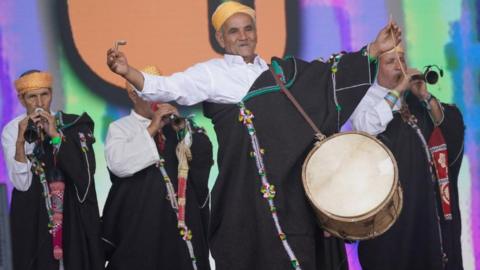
302,132,402,240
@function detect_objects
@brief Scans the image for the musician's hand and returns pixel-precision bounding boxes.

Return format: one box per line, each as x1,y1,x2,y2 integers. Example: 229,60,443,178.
410,76,429,100
16,116,31,144
107,48,130,77
147,103,179,136
156,103,179,118
38,111,60,138
369,19,402,58
393,68,421,94
25,111,44,135
323,231,332,238
154,103,183,132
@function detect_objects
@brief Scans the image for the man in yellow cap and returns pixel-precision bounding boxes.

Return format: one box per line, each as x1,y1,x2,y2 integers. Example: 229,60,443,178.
101,66,213,270
350,45,465,269
107,2,404,269
1,70,104,270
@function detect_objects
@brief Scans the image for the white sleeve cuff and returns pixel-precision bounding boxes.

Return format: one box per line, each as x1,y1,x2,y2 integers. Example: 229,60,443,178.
134,72,155,95
10,159,32,191
12,159,30,173
131,71,147,96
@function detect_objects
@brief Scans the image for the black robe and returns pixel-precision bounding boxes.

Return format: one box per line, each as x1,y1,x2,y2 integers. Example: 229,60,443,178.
358,94,465,270
10,112,104,270
204,51,375,270
102,125,213,270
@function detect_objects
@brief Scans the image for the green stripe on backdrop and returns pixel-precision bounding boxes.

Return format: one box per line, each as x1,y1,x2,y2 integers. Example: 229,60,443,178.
403,1,474,268
188,108,220,191
403,0,461,102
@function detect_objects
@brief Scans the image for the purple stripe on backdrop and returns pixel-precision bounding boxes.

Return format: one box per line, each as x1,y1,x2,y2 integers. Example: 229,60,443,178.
454,6,480,267
0,0,51,202
331,0,352,52
461,57,480,270
0,28,15,201
4,0,49,78
467,35,480,270
300,1,343,60
299,0,386,61
462,59,480,270
469,140,480,270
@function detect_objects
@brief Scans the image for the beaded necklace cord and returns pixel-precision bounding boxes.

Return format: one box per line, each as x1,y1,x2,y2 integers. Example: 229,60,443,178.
238,102,302,270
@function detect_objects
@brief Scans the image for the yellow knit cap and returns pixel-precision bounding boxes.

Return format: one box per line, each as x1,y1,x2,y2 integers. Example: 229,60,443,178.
14,72,53,94
211,1,256,31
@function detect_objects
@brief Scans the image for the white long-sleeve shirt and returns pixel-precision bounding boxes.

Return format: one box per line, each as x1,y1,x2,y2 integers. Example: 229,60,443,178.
1,112,55,191
349,82,402,135
104,110,160,178
137,54,269,105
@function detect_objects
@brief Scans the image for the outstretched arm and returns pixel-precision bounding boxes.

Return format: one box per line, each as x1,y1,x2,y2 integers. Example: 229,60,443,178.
369,18,403,59
107,48,145,91
106,47,213,105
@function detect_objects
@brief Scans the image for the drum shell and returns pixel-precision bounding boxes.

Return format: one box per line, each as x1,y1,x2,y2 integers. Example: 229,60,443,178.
315,184,402,240
302,132,403,241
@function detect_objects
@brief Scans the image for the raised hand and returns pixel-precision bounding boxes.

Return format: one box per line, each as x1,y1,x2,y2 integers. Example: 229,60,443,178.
370,18,402,58
147,103,180,136
38,110,60,138
394,68,422,94
16,116,31,144
106,43,146,91
107,48,130,76
156,103,185,132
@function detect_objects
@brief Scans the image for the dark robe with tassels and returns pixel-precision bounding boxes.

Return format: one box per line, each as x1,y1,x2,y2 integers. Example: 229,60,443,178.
204,50,376,270
10,112,104,270
102,125,213,270
358,94,465,270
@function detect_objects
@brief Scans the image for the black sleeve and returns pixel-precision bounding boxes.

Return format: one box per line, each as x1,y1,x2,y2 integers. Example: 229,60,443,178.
285,48,376,130
330,48,377,125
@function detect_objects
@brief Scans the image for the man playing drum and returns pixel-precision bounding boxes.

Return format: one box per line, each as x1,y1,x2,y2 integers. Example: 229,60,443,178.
350,45,465,270
107,2,404,269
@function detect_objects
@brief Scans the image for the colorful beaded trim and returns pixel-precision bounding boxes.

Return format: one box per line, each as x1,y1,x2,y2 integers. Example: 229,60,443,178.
329,52,344,131
157,120,198,270
29,156,54,227
158,160,198,270
238,102,302,270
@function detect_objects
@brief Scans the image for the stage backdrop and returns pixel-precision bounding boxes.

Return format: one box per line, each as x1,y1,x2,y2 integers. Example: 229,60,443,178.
0,1,479,269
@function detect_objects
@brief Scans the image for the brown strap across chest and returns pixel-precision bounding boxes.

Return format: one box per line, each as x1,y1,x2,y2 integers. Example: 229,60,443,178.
269,67,326,140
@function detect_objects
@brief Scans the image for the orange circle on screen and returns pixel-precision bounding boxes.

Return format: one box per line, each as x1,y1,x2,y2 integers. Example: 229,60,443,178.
68,1,286,88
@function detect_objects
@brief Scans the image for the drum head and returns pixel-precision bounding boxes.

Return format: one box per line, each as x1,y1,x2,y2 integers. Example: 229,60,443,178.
303,132,396,218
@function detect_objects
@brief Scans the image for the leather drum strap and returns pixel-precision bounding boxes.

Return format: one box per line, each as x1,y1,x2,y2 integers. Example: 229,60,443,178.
269,67,326,141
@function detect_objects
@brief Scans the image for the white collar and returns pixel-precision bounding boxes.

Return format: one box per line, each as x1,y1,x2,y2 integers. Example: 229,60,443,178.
373,81,391,94
224,54,268,68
